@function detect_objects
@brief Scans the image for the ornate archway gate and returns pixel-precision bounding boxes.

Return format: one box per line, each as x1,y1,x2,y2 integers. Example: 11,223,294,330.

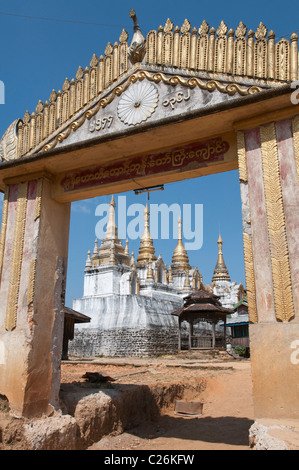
0,14,298,427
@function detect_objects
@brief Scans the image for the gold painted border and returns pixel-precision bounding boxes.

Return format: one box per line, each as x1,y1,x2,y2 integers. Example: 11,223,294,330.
5,182,28,331
292,114,299,182
237,130,247,182
34,178,43,221
42,70,262,153
27,179,43,307
260,123,294,322
243,232,258,323
27,258,37,306
0,185,9,279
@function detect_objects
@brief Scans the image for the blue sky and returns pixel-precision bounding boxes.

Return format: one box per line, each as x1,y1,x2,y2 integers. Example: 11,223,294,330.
0,1,297,306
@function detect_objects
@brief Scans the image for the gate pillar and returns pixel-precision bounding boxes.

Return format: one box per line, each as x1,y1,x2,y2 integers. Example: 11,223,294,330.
238,115,299,420
0,174,70,418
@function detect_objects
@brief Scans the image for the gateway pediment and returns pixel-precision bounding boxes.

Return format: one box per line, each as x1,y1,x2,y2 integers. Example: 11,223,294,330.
0,12,298,162
36,66,266,155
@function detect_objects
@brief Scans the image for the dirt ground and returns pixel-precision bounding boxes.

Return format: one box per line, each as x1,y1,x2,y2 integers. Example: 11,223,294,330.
60,354,254,451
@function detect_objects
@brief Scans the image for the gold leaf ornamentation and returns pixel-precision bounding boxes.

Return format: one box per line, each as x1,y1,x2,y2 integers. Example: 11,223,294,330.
76,66,84,81
35,100,44,115
49,89,57,103
90,53,99,68
235,21,247,38
243,232,258,323
27,258,37,306
181,19,191,34
237,131,247,182
34,179,43,221
23,110,31,124
217,20,228,37
119,29,129,44
255,22,268,40
260,123,294,322
292,115,299,182
0,186,9,280
105,42,113,57
164,18,174,33
62,78,70,92
5,182,28,331
198,20,209,36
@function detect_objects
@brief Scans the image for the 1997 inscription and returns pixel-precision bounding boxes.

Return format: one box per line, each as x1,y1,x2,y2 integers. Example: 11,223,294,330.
89,116,114,133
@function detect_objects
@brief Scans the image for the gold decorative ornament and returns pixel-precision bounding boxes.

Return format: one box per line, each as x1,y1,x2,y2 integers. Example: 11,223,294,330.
237,130,248,182
34,179,43,221
90,53,99,68
216,20,228,37
119,29,129,44
41,70,261,153
181,19,191,34
164,18,174,34
0,186,9,280
75,66,84,81
23,110,31,124
260,123,295,322
292,115,299,182
4,18,297,160
5,182,28,331
243,232,258,323
27,258,37,306
255,22,268,40
35,100,44,115
198,20,209,36
105,42,113,57
235,21,247,38
62,78,70,92
128,10,146,64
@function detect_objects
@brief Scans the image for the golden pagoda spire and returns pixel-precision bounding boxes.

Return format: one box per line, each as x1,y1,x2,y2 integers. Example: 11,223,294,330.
212,233,231,282
171,217,191,271
137,203,157,264
97,196,130,266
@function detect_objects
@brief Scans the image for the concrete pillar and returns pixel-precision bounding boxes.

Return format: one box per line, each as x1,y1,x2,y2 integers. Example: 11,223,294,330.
237,115,299,421
0,175,70,418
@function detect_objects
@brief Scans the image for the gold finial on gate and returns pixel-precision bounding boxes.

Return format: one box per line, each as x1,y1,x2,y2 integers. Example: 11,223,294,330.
128,9,146,64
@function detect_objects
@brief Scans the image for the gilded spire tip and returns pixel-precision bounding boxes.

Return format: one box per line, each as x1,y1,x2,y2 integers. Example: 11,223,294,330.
212,234,230,282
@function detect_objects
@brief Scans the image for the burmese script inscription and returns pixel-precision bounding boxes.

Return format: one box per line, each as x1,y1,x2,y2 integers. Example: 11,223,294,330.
61,137,229,192
162,89,191,110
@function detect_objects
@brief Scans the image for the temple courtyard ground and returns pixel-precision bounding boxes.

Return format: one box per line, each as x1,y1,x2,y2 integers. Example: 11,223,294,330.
62,352,255,451
2,352,298,450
